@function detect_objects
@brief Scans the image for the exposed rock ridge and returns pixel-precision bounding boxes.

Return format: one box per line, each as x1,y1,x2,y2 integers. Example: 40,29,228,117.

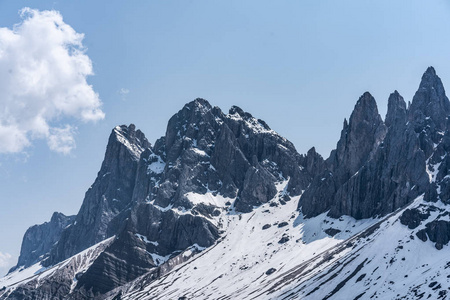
44,124,151,267
16,98,316,296
137,98,317,214
301,67,450,219
9,212,75,273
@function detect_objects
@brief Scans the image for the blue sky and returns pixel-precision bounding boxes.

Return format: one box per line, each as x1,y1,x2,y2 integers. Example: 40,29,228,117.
0,0,450,275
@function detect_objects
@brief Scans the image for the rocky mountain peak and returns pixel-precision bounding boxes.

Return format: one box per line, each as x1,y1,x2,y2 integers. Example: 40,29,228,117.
409,66,450,135
229,105,253,120
191,97,213,109
50,211,70,223
112,124,150,160
301,91,388,218
178,98,214,118
10,212,75,272
303,147,325,177
331,91,385,175
164,98,223,162
43,124,151,266
385,90,407,128
227,105,272,132
349,92,381,127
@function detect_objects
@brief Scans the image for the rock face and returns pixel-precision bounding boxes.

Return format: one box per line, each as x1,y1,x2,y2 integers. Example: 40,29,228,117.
300,67,449,220
8,98,319,298
300,92,387,218
6,67,450,299
76,204,219,295
68,99,318,295
9,212,75,272
44,125,151,267
144,99,316,213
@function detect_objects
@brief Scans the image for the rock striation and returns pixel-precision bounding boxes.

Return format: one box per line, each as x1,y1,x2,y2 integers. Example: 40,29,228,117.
44,124,151,267
300,67,449,220
9,212,75,272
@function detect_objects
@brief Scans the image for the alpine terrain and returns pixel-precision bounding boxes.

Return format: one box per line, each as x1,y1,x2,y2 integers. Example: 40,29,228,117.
1,67,450,299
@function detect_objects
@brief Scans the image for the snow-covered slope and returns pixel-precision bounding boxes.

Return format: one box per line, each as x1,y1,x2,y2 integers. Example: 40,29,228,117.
106,181,380,300
109,194,450,300
0,237,114,299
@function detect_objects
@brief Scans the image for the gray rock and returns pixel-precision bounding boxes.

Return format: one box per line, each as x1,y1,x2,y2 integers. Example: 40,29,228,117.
300,92,387,218
408,66,450,155
416,220,450,250
9,212,75,272
45,124,151,266
75,202,219,295
300,68,450,220
400,208,430,229
324,228,341,237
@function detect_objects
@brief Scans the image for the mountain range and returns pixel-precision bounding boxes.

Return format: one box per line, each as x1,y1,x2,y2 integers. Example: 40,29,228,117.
1,67,450,299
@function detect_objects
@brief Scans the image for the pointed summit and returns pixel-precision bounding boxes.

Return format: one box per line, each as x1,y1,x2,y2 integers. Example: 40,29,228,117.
165,98,224,162
409,66,450,133
113,124,151,160
332,92,385,174
185,98,213,111
385,90,407,128
45,124,150,266
349,92,380,127
425,66,436,76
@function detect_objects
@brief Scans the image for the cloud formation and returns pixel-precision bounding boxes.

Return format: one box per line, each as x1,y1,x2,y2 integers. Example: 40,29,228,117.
119,88,130,101
0,8,104,154
0,252,12,268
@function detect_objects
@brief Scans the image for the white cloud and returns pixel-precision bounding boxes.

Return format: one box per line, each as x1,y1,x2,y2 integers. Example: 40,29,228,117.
0,7,104,154
119,88,130,100
47,125,77,154
119,88,129,95
0,252,14,276
0,252,13,268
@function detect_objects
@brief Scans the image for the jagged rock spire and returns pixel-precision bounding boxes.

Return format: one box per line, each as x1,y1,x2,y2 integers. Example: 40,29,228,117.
409,66,450,133
385,90,407,128
45,124,151,266
331,91,386,176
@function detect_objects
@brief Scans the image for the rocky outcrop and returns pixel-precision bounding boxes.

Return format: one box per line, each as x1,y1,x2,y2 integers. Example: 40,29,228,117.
399,207,430,229
300,92,387,218
44,124,151,266
416,220,450,250
142,99,313,213
76,203,219,295
9,212,75,272
300,67,449,220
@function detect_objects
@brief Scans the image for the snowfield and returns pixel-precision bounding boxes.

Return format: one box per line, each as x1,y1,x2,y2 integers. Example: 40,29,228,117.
110,193,450,300
108,181,384,300
3,182,450,300
0,237,114,296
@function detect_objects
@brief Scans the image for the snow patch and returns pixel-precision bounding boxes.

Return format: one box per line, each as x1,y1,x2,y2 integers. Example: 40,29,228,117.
184,192,231,208
114,126,145,159
147,154,166,174
135,234,159,246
